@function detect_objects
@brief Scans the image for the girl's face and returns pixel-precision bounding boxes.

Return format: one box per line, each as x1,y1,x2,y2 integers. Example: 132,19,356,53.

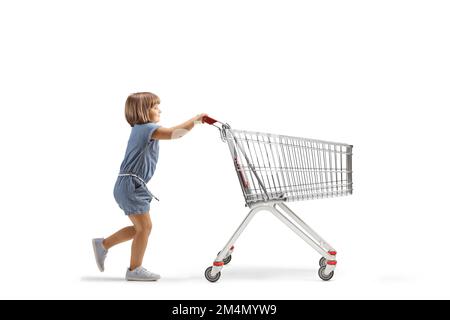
149,104,161,123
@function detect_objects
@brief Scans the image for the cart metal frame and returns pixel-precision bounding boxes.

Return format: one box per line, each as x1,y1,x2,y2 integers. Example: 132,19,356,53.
202,117,353,282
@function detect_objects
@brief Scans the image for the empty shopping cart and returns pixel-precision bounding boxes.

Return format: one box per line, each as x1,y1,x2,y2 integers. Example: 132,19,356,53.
202,116,353,282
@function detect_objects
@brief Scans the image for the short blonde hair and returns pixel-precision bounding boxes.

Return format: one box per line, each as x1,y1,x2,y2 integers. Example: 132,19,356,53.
125,92,160,127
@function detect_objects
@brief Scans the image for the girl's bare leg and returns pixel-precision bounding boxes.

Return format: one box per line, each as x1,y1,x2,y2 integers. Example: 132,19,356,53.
103,226,136,250
128,212,152,270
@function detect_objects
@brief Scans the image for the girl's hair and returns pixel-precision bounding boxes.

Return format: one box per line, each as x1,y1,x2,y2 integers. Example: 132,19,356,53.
125,92,160,127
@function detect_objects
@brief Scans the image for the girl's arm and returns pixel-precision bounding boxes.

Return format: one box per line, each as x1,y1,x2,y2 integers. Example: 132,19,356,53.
152,113,208,140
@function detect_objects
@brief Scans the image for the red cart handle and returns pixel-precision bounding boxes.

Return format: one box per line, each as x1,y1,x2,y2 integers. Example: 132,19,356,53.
202,115,218,125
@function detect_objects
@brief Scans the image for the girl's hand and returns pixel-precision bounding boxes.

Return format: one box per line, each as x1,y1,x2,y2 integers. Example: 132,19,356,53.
194,113,208,124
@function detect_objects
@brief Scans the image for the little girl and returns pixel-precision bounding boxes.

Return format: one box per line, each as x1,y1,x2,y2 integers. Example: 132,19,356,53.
92,92,207,281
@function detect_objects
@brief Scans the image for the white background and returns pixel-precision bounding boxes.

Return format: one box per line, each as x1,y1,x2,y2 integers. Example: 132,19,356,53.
0,0,449,299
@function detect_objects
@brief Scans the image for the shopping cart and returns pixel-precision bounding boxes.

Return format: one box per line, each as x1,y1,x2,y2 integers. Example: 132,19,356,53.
202,116,353,282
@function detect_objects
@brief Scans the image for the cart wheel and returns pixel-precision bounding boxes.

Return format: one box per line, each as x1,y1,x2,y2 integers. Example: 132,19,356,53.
319,257,327,267
223,255,232,265
318,266,334,281
205,266,221,283
217,251,232,265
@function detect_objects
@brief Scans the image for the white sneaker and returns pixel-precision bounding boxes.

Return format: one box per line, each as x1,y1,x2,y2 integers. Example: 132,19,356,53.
126,267,161,281
92,238,108,272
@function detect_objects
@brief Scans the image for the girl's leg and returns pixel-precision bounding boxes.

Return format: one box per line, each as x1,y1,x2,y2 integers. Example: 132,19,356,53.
128,212,152,270
103,226,136,250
